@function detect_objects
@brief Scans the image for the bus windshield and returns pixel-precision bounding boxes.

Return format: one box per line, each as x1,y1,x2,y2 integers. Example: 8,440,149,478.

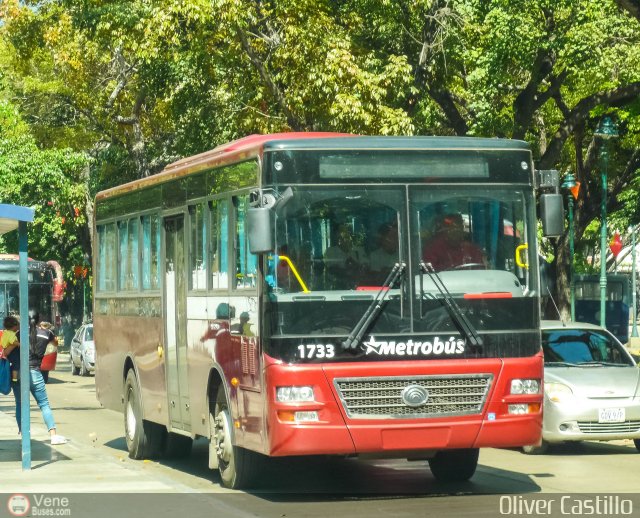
265,184,538,344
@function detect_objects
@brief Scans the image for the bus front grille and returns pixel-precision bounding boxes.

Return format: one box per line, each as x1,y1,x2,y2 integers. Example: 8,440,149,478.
333,374,493,419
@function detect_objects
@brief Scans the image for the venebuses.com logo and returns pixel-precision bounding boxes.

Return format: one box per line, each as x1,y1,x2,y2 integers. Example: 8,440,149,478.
7,494,30,517
7,494,71,516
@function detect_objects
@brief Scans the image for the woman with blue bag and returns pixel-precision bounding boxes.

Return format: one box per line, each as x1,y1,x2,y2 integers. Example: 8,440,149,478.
12,311,67,444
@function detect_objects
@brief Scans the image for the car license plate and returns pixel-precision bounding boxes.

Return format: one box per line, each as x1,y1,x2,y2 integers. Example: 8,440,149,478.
598,408,625,423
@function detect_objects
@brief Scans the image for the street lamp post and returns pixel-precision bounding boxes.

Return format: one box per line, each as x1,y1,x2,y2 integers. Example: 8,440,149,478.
594,116,618,328
561,172,577,321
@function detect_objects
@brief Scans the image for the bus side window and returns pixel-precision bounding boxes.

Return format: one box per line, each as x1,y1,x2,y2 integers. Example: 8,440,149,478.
118,218,139,291
210,199,229,290
141,214,160,290
233,195,257,289
189,204,207,290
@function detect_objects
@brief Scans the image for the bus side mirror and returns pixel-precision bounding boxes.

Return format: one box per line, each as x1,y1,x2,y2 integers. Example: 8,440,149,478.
540,194,564,237
247,207,274,254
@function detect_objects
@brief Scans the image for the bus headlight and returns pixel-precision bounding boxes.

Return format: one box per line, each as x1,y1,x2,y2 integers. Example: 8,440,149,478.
545,382,573,403
276,386,315,402
510,379,540,394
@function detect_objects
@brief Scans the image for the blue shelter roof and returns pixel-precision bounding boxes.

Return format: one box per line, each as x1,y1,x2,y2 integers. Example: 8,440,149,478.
0,204,35,235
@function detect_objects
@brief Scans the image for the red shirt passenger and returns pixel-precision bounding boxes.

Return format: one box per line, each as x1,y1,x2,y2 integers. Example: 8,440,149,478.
423,213,485,271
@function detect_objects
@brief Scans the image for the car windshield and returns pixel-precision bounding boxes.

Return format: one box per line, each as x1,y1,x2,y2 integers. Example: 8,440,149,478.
542,328,634,366
85,326,94,341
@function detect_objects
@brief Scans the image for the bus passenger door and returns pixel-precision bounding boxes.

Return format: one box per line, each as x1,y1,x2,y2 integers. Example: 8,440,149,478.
164,215,191,431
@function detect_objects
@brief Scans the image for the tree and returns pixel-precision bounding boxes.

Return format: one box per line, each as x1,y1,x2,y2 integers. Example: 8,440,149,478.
0,100,90,315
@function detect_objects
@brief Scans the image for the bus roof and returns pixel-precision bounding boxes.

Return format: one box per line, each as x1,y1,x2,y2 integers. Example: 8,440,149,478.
96,133,530,201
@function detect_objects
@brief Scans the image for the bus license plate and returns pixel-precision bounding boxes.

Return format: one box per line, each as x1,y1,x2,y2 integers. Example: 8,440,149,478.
598,408,625,423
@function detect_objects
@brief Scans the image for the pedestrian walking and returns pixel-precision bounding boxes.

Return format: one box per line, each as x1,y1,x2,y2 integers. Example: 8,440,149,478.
12,310,67,444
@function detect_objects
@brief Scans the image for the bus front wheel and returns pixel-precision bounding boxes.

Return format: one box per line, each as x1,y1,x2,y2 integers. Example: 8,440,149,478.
428,448,479,483
212,389,261,489
124,370,164,459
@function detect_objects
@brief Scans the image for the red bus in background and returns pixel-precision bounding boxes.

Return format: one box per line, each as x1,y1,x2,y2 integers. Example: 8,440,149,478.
0,254,63,381
93,134,560,489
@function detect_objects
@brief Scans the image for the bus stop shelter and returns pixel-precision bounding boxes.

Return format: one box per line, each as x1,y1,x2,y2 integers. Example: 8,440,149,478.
0,203,35,470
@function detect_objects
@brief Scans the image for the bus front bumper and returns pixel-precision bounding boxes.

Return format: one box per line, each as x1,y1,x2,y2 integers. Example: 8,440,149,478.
264,359,542,457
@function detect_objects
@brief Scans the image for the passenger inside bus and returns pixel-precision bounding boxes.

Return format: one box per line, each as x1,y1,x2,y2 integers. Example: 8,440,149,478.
422,213,485,271
369,221,399,281
323,223,367,287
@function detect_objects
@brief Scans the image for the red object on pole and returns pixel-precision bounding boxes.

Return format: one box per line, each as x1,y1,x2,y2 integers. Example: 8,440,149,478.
609,232,623,258
570,181,581,200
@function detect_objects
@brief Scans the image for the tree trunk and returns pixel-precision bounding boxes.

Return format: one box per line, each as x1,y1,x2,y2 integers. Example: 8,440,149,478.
554,233,572,321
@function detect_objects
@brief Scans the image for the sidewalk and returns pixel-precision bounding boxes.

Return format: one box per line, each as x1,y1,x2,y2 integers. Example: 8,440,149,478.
0,397,195,493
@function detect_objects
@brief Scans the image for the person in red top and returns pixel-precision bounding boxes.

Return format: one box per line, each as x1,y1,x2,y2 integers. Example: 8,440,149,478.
422,213,485,271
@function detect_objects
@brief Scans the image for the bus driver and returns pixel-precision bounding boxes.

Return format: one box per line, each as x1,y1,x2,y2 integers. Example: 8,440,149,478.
422,213,485,271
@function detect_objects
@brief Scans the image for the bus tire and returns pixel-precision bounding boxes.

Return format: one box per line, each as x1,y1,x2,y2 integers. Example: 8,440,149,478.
124,370,164,459
164,432,193,458
634,439,640,453
212,389,261,489
428,448,479,483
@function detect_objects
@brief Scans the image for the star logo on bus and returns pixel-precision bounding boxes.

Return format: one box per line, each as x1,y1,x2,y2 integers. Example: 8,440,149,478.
363,336,381,354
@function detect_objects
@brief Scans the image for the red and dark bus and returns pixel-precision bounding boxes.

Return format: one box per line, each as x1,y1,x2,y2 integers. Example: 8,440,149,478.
0,254,64,381
0,254,63,327
93,134,559,488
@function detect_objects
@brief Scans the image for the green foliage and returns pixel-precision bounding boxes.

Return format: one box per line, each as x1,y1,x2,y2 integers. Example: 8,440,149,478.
0,101,89,288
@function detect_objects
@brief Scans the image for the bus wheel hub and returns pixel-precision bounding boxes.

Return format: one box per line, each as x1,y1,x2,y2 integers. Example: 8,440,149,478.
214,412,232,463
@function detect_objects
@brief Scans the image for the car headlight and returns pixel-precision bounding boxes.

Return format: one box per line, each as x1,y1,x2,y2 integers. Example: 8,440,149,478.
510,378,540,394
545,382,574,403
276,386,315,402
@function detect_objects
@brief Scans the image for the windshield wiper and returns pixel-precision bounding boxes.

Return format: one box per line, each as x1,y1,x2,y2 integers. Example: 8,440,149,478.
419,262,483,351
342,262,405,351
545,361,579,367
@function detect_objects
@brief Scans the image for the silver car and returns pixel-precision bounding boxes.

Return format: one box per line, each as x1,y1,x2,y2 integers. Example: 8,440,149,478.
70,323,95,376
524,320,640,454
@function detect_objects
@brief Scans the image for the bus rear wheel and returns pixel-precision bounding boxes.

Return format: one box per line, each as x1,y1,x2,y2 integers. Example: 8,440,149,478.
428,448,479,483
634,439,640,453
124,370,164,459
212,389,261,489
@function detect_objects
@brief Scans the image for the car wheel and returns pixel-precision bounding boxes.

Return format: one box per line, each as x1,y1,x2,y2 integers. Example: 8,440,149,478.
522,440,550,455
123,370,165,459
79,357,89,377
428,448,479,483
42,371,49,383
212,388,262,489
634,439,640,453
164,432,193,458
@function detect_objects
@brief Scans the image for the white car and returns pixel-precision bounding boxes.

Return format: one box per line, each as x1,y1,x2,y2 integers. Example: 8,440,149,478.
70,323,95,376
524,320,640,454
